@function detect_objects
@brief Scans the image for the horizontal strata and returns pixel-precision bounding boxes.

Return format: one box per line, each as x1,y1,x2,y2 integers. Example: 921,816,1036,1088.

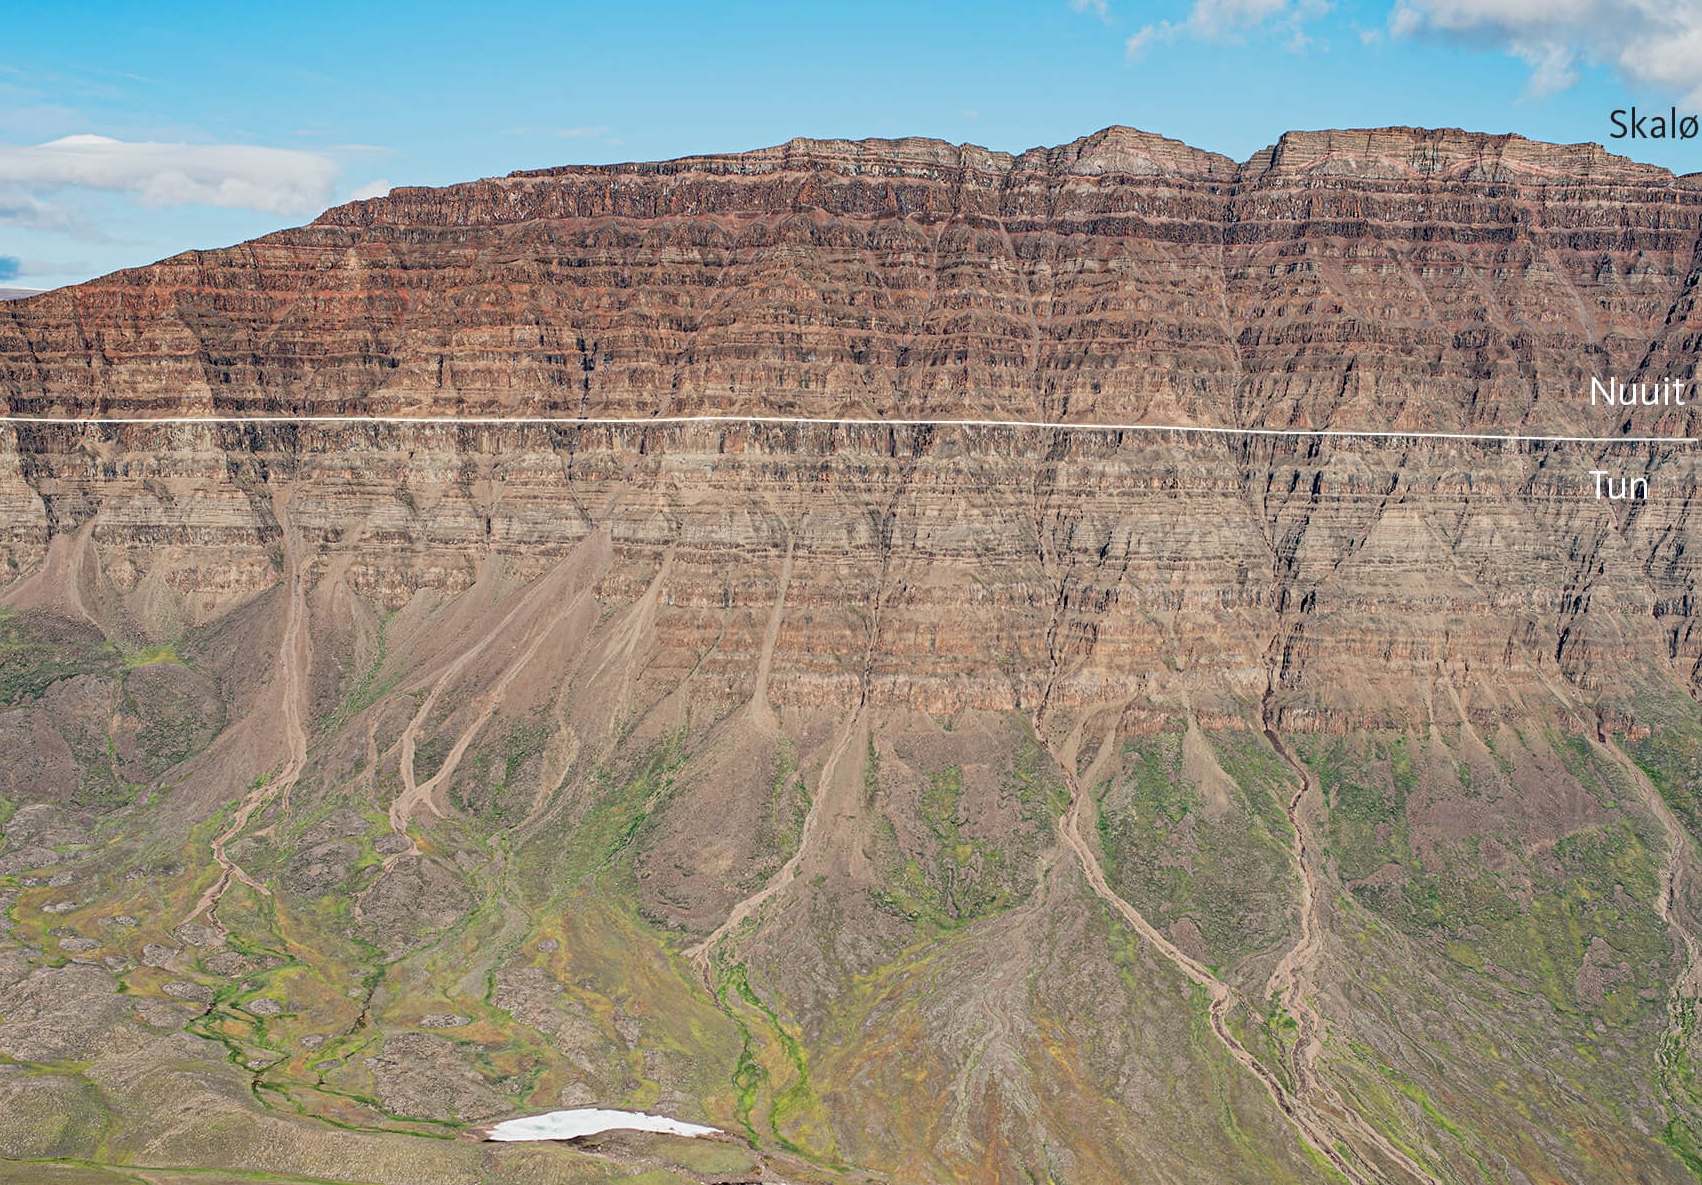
0,410,1699,447
0,419,1695,722
0,130,1699,1185
0,126,1699,437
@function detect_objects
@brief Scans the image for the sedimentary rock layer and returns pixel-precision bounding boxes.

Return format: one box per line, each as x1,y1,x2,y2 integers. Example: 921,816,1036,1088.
2,126,1700,437
0,419,1693,711
2,129,1701,1185
0,417,1696,1183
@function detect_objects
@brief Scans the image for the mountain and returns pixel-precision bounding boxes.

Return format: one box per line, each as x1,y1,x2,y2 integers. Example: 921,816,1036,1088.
0,126,1699,1185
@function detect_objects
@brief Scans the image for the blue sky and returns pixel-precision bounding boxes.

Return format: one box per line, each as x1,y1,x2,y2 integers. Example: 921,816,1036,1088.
4,0,1702,291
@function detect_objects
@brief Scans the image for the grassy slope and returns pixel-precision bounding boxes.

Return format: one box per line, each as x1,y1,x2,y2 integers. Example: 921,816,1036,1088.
2,599,1699,1183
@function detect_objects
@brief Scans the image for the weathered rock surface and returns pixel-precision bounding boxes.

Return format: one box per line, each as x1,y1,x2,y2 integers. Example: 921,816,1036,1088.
3,125,1700,439
0,128,1699,1185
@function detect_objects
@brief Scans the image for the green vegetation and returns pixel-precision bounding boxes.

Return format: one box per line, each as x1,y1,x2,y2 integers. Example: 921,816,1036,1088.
0,611,119,705
4,579,1694,1184
1311,732,1670,1028
121,666,224,779
318,615,395,735
457,711,553,822
1660,995,1702,1174
121,645,182,669
1096,730,1299,968
1306,733,1415,886
870,758,1038,930
1008,737,1069,819
1629,714,1702,842
1224,996,1300,1097
743,743,808,891
508,729,687,904
721,962,835,1160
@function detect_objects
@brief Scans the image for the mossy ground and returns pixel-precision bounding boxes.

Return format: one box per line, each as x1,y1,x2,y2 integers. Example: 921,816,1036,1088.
1094,728,1300,973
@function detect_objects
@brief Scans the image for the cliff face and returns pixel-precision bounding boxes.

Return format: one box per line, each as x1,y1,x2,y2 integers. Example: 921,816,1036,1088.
0,130,1700,1185
4,125,1701,435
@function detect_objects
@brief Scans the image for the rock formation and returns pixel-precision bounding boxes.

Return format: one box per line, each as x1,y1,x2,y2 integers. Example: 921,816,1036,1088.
0,128,1698,1184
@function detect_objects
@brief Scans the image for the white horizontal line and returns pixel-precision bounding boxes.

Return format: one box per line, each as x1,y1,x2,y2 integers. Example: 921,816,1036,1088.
0,412,1693,446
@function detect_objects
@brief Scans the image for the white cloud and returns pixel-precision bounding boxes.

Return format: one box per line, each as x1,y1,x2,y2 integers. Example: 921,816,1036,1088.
1187,0,1292,37
1127,0,1326,54
0,135,340,217
1392,0,1702,104
1070,0,1111,19
349,178,391,201
0,182,81,233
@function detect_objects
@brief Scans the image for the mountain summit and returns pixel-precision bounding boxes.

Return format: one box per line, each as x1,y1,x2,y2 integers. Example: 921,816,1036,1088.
5,126,1698,436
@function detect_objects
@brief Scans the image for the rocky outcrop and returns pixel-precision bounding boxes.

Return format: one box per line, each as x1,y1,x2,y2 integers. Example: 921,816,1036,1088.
0,418,1689,716
2,129,1702,1185
2,125,1699,438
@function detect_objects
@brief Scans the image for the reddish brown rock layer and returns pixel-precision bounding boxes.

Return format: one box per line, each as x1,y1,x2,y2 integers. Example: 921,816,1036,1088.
3,126,1700,435
2,130,1701,1185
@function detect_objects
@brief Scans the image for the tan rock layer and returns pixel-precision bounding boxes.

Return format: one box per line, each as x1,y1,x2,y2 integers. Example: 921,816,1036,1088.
1,421,1694,715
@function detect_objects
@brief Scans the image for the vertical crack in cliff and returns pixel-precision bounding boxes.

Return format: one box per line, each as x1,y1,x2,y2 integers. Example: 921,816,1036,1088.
747,531,793,735
550,427,596,529
1247,432,1443,1183
891,219,947,418
185,483,311,932
1552,511,1612,683
993,210,1054,422
1634,208,1702,428
1017,438,1408,1181
661,219,752,418
1216,213,1245,429
1030,429,1076,725
1639,468,1702,698
856,425,924,706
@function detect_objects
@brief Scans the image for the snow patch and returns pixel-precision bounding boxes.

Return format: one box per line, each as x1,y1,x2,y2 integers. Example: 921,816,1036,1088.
483,1107,721,1142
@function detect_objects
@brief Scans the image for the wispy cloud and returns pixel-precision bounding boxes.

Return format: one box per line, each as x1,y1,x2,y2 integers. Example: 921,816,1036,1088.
0,135,340,224
348,178,391,201
1127,0,1329,55
1392,0,1702,105
0,183,83,234
1070,0,1112,20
